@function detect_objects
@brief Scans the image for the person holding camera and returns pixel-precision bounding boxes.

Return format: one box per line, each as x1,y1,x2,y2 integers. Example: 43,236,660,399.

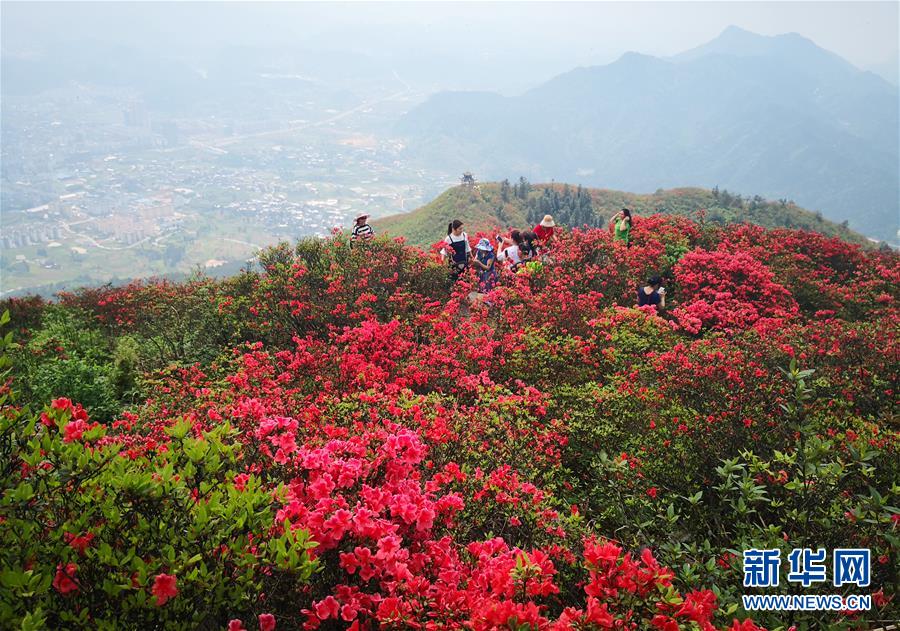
496,229,524,269
520,230,540,261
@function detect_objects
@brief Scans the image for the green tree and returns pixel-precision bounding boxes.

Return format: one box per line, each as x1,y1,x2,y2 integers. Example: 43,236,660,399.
516,176,531,200
500,179,511,203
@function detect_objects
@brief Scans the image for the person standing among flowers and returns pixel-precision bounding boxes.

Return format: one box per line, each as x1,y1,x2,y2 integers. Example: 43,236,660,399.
610,208,632,247
351,213,375,240
521,230,540,261
472,237,498,292
441,219,472,282
497,229,524,270
533,214,556,243
637,275,666,309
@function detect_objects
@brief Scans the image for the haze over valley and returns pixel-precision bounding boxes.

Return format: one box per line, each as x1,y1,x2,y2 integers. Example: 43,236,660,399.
2,2,898,295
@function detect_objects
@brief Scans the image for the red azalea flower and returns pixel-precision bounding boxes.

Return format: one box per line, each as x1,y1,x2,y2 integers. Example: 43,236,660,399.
64,531,94,555
52,562,78,595
258,614,276,631
730,619,766,631
377,597,404,621
151,573,178,606
63,419,88,443
51,397,73,411
651,615,679,631
314,596,339,620
233,473,250,491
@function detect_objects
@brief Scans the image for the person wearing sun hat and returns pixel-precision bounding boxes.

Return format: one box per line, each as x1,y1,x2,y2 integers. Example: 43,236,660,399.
351,213,374,240
533,214,556,242
472,237,498,292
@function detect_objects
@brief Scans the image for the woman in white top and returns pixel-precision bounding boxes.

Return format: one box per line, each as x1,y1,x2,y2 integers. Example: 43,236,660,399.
497,229,524,270
442,219,472,282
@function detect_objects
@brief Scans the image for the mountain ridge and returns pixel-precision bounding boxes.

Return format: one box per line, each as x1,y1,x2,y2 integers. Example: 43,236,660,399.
397,26,899,242
375,181,872,247
671,25,855,70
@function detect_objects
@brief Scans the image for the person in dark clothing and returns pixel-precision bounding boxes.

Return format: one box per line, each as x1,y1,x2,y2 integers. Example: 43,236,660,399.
520,230,540,261
441,219,472,282
637,275,666,308
351,213,375,240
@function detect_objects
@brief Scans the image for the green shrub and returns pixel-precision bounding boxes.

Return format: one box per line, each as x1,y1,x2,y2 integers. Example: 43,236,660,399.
14,306,121,422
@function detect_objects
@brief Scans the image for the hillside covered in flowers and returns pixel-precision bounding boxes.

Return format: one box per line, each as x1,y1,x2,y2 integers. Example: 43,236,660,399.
1,216,898,630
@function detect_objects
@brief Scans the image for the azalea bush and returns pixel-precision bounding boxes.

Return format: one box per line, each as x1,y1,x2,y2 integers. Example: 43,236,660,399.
1,216,898,629
0,320,317,629
671,250,799,334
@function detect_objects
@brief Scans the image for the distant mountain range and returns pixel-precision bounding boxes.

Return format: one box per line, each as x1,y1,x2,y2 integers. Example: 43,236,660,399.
375,181,870,247
397,26,899,243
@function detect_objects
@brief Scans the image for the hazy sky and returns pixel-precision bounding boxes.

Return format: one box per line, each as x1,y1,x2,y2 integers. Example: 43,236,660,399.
3,2,898,79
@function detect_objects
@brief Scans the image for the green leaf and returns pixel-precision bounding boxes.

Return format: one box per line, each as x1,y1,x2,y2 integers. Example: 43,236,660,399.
20,608,47,631
1,570,24,589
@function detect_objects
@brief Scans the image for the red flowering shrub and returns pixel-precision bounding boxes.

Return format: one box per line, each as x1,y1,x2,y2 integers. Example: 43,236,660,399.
713,224,899,321
0,339,317,628
1,219,897,629
672,250,798,333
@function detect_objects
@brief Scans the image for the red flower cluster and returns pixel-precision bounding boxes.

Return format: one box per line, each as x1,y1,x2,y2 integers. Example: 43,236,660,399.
673,250,798,333
52,563,79,595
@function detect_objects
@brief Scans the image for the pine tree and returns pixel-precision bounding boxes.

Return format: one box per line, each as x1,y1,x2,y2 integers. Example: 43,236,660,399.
517,176,531,200
539,194,551,215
